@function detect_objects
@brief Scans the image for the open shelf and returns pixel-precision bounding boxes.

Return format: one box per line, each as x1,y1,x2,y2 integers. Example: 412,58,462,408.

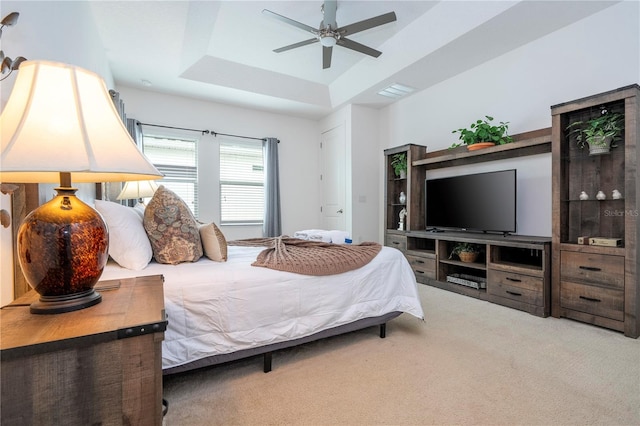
402,230,551,317
412,128,551,170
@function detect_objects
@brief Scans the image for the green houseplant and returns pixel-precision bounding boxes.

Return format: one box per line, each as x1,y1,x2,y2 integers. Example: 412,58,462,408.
449,242,481,263
390,153,407,178
451,116,513,149
565,108,624,155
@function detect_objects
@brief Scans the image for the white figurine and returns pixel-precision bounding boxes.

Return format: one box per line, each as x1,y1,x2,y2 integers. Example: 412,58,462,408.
398,207,408,231
579,191,589,200
612,189,622,200
596,191,606,200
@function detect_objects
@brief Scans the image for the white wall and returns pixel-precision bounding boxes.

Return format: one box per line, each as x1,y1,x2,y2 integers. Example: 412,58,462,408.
0,1,114,102
117,86,321,241
379,1,639,238
349,105,381,243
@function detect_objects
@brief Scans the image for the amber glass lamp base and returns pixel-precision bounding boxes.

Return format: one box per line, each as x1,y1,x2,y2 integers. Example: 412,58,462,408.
17,187,109,314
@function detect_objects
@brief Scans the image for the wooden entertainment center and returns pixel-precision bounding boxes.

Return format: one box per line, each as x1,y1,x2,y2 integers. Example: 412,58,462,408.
385,86,639,337
384,131,553,318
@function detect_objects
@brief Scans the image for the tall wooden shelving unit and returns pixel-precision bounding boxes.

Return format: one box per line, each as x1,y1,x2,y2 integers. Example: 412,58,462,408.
551,85,639,338
383,144,428,251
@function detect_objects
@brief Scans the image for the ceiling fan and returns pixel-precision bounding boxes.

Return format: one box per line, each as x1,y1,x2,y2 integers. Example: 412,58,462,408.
263,0,396,69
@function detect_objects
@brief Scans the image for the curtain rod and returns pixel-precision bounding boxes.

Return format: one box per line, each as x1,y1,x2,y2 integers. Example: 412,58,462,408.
137,121,279,143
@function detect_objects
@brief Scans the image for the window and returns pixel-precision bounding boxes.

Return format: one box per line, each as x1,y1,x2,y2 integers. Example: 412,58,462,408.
142,135,198,216
219,140,264,224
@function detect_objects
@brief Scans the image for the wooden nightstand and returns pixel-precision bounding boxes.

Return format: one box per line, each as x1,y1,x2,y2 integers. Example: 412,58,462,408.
0,274,167,426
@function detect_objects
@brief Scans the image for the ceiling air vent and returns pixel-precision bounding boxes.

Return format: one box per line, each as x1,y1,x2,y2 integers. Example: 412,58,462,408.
377,83,415,99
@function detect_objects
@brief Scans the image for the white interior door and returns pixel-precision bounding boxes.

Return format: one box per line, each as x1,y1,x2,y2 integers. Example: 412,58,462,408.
320,125,346,231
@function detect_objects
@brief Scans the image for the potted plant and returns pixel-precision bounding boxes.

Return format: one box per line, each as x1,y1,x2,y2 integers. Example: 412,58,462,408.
449,242,481,263
565,107,624,155
451,116,513,150
390,153,407,178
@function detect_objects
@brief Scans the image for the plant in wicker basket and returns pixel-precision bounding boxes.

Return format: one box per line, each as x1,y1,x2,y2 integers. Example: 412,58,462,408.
449,242,481,263
565,107,624,156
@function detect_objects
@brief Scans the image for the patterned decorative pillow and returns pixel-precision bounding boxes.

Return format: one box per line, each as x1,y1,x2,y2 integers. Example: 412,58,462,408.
143,185,203,264
199,222,228,262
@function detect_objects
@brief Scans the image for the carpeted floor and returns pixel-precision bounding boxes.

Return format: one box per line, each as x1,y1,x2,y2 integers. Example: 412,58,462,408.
162,284,640,425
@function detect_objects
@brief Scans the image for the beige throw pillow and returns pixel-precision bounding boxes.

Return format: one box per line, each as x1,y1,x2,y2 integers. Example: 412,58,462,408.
144,185,203,264
199,222,228,262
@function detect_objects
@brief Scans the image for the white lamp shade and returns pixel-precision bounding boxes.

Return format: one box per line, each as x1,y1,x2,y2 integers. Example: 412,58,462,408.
0,60,162,183
117,180,159,200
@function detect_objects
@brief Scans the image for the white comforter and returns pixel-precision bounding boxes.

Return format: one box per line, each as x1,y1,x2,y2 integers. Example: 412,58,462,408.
100,245,424,370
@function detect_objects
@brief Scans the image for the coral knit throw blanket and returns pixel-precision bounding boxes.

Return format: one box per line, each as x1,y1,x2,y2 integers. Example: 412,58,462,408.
228,237,382,276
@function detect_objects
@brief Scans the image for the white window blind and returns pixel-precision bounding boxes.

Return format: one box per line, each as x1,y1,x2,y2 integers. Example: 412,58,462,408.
142,135,198,217
220,140,264,224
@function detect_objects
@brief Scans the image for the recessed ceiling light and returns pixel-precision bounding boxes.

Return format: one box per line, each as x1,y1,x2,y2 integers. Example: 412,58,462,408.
377,83,415,99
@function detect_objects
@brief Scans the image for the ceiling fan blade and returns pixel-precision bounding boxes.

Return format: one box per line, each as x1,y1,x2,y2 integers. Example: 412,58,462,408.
273,38,318,53
262,9,317,34
322,0,337,28
336,11,396,37
337,38,382,58
322,46,333,69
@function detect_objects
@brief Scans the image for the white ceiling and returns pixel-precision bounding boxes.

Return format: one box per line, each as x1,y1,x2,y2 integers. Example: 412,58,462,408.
88,1,618,119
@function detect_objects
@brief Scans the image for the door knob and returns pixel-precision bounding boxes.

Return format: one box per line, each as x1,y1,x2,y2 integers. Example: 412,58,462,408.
337,209,343,213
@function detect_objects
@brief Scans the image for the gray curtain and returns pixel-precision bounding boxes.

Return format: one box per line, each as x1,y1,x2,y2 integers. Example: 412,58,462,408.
262,137,281,237
127,118,143,148
109,89,126,122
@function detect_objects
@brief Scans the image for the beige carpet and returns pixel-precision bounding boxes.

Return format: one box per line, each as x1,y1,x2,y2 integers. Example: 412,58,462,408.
162,284,640,425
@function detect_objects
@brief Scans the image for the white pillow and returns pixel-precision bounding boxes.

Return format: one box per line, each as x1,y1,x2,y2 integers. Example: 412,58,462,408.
95,200,153,270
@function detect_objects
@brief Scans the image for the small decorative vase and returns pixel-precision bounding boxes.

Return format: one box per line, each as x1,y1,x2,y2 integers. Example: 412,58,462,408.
579,191,589,200
596,191,606,200
399,191,406,205
399,170,407,179
612,189,622,200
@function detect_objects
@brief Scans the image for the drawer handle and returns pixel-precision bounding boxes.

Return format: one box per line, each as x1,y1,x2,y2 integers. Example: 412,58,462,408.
414,260,425,264
579,295,601,303
506,277,522,283
415,270,424,274
392,241,400,245
506,290,522,297
579,266,602,272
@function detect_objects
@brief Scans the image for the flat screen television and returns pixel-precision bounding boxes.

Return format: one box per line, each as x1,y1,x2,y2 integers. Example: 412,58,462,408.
425,169,517,234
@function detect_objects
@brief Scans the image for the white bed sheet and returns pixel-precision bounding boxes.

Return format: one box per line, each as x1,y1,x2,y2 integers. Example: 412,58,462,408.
100,245,424,370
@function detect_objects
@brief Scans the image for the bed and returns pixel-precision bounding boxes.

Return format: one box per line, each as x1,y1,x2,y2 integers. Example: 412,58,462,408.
99,242,424,374
92,187,424,374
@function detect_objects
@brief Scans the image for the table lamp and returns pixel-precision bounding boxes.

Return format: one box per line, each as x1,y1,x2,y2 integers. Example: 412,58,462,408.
0,60,162,314
117,180,159,206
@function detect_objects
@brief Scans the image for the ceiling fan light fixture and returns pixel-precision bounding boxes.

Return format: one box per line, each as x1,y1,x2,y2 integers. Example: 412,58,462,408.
320,35,337,47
